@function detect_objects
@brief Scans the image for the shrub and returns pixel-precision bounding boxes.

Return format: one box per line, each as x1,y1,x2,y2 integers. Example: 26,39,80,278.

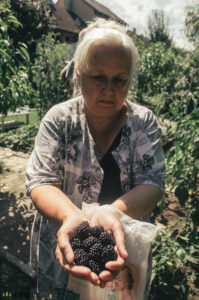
31,32,75,118
0,4,33,115
0,124,39,153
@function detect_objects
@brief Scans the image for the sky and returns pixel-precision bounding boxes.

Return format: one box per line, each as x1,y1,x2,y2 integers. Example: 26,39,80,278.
53,0,195,49
96,0,194,49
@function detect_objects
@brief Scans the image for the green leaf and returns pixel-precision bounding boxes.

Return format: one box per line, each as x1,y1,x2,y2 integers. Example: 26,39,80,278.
7,16,22,28
176,249,186,260
186,255,197,264
190,109,199,120
190,272,197,282
178,235,189,241
16,46,30,61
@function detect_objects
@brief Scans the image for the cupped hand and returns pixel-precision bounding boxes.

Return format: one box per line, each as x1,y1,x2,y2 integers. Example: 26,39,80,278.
55,212,101,286
89,209,128,286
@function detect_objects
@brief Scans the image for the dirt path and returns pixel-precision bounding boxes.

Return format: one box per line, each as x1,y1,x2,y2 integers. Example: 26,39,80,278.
0,147,35,264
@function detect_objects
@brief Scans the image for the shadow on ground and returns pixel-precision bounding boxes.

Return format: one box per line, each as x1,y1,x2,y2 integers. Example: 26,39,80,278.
0,191,35,264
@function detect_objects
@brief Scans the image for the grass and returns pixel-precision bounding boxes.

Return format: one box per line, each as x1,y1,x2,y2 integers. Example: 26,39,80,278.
2,110,40,126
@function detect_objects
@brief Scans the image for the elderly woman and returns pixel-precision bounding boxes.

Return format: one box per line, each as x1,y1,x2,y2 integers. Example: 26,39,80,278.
26,18,165,299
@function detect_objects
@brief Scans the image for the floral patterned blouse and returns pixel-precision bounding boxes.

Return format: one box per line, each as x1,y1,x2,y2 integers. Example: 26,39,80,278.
26,96,165,298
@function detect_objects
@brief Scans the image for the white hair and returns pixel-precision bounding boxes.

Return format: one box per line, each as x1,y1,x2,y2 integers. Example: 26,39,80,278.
74,18,138,89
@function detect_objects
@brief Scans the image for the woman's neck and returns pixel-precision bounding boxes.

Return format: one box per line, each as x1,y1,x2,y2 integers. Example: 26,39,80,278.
85,102,128,133
85,105,128,154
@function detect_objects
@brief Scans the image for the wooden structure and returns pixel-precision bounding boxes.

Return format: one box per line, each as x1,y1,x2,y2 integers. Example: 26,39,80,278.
0,112,30,131
49,0,127,43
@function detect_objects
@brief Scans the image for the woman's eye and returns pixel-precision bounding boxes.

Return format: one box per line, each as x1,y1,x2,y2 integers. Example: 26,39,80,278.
92,76,104,81
114,78,127,86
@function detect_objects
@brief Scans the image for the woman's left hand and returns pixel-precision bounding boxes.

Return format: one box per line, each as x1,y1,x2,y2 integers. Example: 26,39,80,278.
90,209,128,287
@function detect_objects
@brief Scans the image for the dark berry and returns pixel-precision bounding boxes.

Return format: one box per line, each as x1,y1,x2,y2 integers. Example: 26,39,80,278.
99,232,116,246
76,221,90,240
82,236,98,251
101,245,116,263
70,237,81,250
74,248,88,266
90,226,104,238
88,259,101,275
88,242,103,261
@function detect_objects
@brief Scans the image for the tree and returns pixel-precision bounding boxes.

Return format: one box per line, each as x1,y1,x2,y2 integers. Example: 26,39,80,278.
2,0,50,61
0,5,33,115
32,33,74,117
185,3,199,46
147,9,172,48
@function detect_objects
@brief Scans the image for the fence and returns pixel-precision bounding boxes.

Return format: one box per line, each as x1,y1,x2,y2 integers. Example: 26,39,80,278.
0,112,30,131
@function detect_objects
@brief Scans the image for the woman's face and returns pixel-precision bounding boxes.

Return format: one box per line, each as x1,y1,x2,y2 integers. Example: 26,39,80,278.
78,42,131,119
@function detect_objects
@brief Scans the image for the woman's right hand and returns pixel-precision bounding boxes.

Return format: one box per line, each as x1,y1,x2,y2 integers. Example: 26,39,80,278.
55,212,101,286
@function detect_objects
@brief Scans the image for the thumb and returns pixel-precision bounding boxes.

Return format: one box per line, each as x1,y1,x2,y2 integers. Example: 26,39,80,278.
57,230,74,264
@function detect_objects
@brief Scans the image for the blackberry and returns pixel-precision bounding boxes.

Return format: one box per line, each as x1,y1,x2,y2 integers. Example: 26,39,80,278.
76,221,90,240
74,248,88,266
99,231,116,246
82,236,98,251
70,237,81,250
88,242,103,261
90,226,104,238
88,259,101,275
70,223,117,272
101,245,116,263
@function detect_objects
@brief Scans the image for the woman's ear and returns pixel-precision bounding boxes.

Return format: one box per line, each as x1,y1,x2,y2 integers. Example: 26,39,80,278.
76,68,81,87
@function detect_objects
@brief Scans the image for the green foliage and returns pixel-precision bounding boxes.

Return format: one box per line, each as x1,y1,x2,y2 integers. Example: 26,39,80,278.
32,32,75,117
185,3,199,46
133,6,199,298
147,9,172,48
133,38,199,116
136,42,176,99
2,0,50,61
0,124,39,153
166,108,199,225
0,4,33,115
150,226,199,299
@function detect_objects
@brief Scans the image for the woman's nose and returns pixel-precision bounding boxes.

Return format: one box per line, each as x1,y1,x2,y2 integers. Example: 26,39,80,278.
102,79,114,94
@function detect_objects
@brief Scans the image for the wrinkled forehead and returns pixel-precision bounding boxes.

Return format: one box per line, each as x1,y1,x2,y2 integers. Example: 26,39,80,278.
87,41,131,72
88,40,131,62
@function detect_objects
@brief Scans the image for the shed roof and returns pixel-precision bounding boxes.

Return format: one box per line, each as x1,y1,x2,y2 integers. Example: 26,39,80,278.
53,0,80,33
84,0,127,25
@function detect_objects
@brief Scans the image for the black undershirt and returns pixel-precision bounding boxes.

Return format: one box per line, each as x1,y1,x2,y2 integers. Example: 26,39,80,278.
98,130,123,205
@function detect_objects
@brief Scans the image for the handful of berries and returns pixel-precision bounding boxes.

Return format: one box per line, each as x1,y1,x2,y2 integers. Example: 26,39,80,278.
70,221,117,275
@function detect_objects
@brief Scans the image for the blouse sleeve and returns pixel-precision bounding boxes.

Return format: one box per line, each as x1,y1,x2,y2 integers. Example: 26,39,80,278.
132,109,165,192
26,105,66,196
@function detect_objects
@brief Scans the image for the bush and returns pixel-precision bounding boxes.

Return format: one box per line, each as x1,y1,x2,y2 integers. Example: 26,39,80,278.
0,4,33,115
0,124,39,153
32,33,75,118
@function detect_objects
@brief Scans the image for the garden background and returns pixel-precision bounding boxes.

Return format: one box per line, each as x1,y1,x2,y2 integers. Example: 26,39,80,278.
0,0,199,299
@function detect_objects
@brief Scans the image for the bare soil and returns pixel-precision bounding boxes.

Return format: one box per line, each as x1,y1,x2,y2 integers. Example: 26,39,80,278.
0,147,35,264
0,146,198,299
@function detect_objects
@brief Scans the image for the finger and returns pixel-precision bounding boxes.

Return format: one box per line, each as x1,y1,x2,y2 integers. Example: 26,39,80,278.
63,264,91,277
112,223,128,260
57,230,74,264
99,270,115,282
105,253,125,271
55,245,66,266
88,272,100,286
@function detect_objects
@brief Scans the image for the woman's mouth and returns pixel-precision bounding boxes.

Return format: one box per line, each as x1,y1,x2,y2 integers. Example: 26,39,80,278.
99,100,114,106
